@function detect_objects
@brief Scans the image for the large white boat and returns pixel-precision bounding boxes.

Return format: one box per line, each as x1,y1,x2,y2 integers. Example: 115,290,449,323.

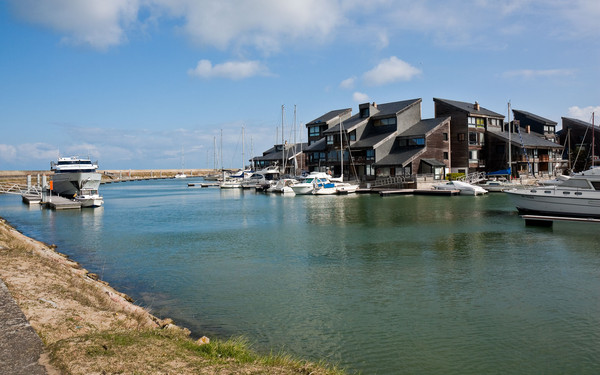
434,180,488,195
291,172,333,195
50,156,103,206
505,168,600,218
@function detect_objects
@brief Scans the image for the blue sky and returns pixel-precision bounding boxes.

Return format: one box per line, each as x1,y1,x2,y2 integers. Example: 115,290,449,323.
1,0,599,170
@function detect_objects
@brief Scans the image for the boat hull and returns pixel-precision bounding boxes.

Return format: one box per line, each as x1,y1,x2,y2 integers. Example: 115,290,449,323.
505,188,600,218
52,172,102,197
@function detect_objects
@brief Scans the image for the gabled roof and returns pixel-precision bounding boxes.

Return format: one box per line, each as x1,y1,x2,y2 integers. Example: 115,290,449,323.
487,128,563,149
561,117,596,129
322,113,368,134
434,97,504,118
513,109,557,125
253,143,307,161
303,138,327,152
306,108,352,126
398,117,449,137
351,132,396,149
370,99,421,119
375,148,423,167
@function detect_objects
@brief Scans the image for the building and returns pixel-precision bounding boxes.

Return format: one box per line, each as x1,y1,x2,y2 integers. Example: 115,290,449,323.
433,98,505,175
251,142,307,175
559,116,600,171
304,99,451,181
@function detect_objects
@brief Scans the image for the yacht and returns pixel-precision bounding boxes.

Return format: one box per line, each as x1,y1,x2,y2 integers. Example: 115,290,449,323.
291,172,334,195
505,167,600,218
266,178,298,194
433,180,488,195
241,166,280,190
50,156,103,206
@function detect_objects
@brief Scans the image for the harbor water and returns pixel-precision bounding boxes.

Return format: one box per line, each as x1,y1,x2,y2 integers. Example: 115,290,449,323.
1,178,599,374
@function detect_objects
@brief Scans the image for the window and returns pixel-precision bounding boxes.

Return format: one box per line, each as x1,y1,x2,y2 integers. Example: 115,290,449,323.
443,133,448,141
413,137,425,146
489,118,500,127
468,117,485,128
544,125,555,134
443,152,449,160
360,108,369,118
366,149,375,161
349,131,356,141
365,164,375,176
309,126,320,137
469,132,477,145
326,135,334,145
458,133,465,142
373,117,397,126
469,150,478,162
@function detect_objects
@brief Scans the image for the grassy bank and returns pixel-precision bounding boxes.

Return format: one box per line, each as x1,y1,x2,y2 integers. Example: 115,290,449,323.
0,217,347,374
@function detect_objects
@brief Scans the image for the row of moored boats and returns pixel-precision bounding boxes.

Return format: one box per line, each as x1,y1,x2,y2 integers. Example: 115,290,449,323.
202,167,360,195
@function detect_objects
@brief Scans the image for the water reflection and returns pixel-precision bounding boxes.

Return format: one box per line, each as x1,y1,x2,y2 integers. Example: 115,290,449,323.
1,184,600,375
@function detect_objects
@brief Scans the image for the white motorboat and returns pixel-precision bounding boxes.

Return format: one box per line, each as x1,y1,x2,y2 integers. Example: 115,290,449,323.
74,192,104,207
335,182,359,194
267,178,298,194
174,173,187,179
240,166,280,190
51,156,103,200
505,167,600,218
220,179,242,189
434,180,488,195
476,180,513,192
291,172,332,195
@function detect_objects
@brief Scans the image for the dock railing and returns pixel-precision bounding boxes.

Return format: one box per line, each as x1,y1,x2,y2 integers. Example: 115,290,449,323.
368,176,410,188
459,172,487,184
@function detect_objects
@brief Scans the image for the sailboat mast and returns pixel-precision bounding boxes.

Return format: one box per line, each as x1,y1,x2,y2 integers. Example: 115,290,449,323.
508,101,512,179
242,125,245,170
339,117,343,180
593,112,595,168
281,104,285,174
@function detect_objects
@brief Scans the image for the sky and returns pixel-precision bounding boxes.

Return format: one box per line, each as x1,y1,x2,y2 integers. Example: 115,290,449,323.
1,0,599,171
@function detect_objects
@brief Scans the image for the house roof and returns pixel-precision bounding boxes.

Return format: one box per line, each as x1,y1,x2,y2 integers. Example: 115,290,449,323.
561,116,597,129
487,128,563,149
513,109,557,125
374,148,423,167
303,138,327,152
306,108,352,126
370,99,421,119
322,114,368,134
398,117,449,137
351,132,396,149
434,97,504,118
421,158,446,167
253,143,307,161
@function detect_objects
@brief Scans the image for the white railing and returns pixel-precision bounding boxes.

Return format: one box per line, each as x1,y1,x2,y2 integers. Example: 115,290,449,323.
0,182,43,196
458,172,486,184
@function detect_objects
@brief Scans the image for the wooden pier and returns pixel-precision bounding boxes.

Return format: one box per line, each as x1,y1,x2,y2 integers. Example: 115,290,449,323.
521,214,600,227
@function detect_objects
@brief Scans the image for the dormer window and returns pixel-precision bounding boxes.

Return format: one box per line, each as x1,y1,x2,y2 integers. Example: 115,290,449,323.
373,117,396,127
544,125,555,134
360,107,370,118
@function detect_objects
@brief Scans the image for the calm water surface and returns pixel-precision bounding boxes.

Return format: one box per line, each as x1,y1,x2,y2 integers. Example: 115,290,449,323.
1,178,600,374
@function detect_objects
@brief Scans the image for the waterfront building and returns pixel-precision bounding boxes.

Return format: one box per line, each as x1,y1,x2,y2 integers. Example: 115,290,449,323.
251,142,307,176
433,98,505,175
304,99,451,182
559,116,600,171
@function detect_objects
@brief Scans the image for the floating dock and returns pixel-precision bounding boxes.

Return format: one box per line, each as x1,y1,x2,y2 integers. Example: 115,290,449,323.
379,189,460,197
521,214,600,227
41,196,82,210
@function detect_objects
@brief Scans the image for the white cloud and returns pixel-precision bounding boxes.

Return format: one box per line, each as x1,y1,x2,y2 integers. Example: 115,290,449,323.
188,59,270,80
0,144,17,162
567,106,600,122
353,92,369,102
503,69,576,79
8,0,139,50
363,56,421,86
151,0,342,52
339,77,356,89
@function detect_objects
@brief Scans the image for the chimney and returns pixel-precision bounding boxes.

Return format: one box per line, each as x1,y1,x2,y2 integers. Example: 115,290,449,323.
526,125,530,134
372,102,377,108
474,101,480,111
